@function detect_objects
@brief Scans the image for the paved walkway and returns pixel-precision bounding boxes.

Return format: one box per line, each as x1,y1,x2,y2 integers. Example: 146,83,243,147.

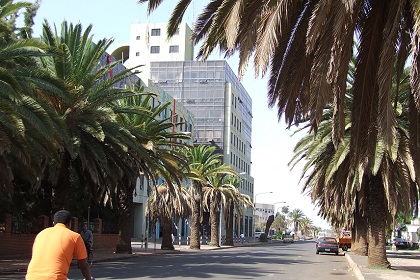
1,239,419,279
346,250,420,280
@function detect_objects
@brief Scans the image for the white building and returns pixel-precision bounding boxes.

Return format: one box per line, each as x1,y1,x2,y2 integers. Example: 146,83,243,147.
113,22,194,86
254,203,276,230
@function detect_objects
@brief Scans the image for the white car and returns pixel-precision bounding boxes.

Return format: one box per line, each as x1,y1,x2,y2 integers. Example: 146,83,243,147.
255,231,265,238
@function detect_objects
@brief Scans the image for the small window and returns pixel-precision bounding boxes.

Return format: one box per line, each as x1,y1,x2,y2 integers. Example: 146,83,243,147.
169,45,179,53
151,46,160,54
151,28,161,36
135,52,140,56
174,28,180,35
136,35,141,40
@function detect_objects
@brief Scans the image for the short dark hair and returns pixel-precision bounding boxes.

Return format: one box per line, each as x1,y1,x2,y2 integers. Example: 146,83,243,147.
53,210,72,225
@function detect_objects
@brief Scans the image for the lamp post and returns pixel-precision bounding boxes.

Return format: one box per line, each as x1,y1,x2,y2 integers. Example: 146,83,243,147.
274,202,287,215
253,191,273,240
276,205,289,215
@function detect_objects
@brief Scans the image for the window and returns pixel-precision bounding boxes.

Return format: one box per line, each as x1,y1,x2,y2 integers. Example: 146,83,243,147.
174,28,180,35
169,45,179,53
135,52,140,56
151,28,161,36
151,46,160,54
136,35,141,40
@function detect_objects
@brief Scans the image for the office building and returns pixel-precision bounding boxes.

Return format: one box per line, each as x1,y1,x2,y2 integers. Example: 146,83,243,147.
113,22,254,238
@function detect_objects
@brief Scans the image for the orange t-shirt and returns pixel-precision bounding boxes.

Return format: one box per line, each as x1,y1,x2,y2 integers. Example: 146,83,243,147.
26,223,87,280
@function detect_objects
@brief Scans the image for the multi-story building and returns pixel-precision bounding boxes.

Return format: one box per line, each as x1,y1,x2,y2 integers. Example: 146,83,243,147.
99,51,195,240
149,60,254,237
113,22,255,238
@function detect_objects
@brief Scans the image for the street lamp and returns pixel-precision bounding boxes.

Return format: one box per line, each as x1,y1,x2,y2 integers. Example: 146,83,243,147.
253,191,273,239
274,202,287,215
276,205,289,215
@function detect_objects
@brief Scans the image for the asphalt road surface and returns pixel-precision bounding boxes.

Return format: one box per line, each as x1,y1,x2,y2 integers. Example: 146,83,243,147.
73,240,355,280
4,240,356,279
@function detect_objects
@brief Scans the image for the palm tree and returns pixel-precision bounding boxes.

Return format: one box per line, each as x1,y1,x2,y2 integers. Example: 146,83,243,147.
38,20,148,213
300,217,313,237
222,175,253,246
288,209,305,239
140,1,420,267
113,92,190,253
290,64,417,266
203,173,252,246
0,0,65,200
148,183,191,250
179,145,236,249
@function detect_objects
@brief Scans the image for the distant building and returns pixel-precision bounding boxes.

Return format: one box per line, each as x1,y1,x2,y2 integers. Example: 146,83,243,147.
254,203,276,231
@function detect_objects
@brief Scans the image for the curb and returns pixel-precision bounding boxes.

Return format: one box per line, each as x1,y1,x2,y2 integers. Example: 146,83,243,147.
345,253,365,280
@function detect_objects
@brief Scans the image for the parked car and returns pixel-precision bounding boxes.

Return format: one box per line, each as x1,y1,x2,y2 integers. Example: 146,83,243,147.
316,237,339,255
392,237,408,248
283,235,294,243
255,231,264,238
255,231,272,240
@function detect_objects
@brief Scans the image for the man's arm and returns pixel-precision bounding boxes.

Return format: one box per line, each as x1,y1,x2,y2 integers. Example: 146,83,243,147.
77,258,92,279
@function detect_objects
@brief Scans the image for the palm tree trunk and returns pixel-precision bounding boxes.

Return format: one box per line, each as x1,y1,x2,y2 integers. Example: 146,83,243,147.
209,194,220,247
224,201,234,246
189,182,201,250
366,176,390,268
115,177,134,254
352,192,368,256
51,151,71,213
160,215,175,250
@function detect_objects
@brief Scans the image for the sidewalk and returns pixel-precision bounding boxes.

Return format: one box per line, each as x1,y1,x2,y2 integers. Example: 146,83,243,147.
345,249,420,280
1,239,419,279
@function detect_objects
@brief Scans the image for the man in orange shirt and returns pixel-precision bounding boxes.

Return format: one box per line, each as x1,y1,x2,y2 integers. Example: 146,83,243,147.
26,210,93,280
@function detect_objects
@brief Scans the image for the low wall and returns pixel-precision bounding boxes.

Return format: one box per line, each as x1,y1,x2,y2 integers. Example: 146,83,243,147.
0,233,119,258
0,214,118,258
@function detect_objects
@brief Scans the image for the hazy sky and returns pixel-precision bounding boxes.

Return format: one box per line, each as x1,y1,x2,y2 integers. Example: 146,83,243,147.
29,0,330,229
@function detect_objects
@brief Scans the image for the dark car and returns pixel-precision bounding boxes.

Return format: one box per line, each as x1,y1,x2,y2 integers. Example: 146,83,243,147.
393,237,408,248
316,237,339,255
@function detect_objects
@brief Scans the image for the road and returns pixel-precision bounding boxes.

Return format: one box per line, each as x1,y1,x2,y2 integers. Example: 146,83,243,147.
65,240,356,280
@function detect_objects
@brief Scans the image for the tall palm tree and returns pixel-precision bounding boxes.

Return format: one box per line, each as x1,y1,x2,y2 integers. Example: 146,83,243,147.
203,173,252,247
300,216,313,237
0,0,64,199
290,65,418,266
288,209,305,238
38,20,147,213
113,92,190,253
222,175,253,246
148,183,191,250
179,145,236,249
140,1,420,267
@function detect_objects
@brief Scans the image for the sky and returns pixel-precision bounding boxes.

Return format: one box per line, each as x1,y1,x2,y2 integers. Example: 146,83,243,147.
28,0,330,230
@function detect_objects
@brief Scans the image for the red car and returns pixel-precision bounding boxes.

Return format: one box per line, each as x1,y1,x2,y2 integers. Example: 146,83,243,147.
316,237,339,255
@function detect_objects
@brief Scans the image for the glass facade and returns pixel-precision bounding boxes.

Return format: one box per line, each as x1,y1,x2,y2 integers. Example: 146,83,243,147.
150,60,251,151
150,61,254,237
